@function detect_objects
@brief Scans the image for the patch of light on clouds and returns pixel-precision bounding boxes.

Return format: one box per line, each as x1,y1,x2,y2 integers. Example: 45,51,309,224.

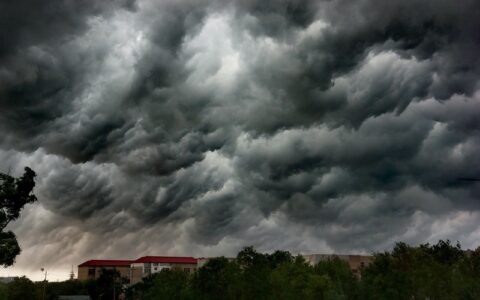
343,51,431,103
298,19,330,41
1,203,77,281
184,14,243,93
73,11,147,109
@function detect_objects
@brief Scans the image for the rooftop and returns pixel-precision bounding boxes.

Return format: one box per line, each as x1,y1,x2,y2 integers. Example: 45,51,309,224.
134,256,198,264
78,260,133,267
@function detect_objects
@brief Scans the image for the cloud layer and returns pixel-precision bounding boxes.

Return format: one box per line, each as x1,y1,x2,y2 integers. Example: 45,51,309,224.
1,0,480,280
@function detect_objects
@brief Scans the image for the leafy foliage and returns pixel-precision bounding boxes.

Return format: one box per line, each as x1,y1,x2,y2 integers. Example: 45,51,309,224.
2,240,480,299
0,232,20,269
127,247,358,300
360,240,480,300
126,241,480,300
143,268,192,300
86,268,129,300
6,277,36,300
0,167,37,267
0,282,7,300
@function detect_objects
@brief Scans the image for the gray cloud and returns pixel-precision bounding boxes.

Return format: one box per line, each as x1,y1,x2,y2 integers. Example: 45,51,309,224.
1,0,480,280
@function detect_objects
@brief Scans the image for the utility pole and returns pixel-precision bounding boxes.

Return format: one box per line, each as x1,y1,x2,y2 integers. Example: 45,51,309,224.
40,268,47,300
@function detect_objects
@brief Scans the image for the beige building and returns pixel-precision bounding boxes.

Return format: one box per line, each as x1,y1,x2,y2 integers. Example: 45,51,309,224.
302,254,372,274
78,256,199,284
78,260,133,281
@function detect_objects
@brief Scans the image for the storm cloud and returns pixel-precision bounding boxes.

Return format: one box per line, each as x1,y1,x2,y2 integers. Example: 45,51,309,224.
1,0,480,280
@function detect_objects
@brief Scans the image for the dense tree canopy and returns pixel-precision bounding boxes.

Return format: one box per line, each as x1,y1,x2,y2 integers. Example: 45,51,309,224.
5,277,36,300
86,268,129,300
1,241,480,299
125,241,480,300
0,167,37,267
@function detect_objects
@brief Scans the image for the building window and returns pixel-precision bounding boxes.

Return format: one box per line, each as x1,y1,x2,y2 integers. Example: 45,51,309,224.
88,268,95,277
145,264,151,274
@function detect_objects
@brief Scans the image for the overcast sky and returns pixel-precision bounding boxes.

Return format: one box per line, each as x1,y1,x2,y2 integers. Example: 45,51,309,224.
1,0,480,281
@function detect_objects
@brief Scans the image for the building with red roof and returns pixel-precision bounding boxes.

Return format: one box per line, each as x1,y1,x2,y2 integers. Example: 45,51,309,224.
78,260,134,281
78,260,133,267
134,256,197,264
77,256,199,284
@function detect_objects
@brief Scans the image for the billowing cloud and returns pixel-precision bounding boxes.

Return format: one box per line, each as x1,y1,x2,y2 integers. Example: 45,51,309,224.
1,0,480,280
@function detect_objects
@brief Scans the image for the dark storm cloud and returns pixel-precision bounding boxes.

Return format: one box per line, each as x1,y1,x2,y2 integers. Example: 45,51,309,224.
1,0,480,278
0,0,137,58
0,0,137,153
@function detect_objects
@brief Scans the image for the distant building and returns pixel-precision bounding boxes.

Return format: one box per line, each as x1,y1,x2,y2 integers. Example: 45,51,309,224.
302,254,372,274
130,256,198,284
77,260,133,281
0,277,16,284
78,256,198,284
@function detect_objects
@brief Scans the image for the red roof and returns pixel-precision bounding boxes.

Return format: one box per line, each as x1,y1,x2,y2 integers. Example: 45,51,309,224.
134,256,198,264
78,260,133,267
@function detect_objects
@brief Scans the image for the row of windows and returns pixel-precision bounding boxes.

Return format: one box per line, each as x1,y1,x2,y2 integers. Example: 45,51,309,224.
152,263,170,267
87,266,194,277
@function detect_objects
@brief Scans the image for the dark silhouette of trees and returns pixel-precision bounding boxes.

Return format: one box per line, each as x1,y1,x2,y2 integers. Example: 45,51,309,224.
127,246,362,300
125,241,480,300
2,240,480,299
361,240,480,300
87,268,128,300
5,276,36,300
0,167,37,267
192,257,241,300
143,268,192,300
0,281,7,299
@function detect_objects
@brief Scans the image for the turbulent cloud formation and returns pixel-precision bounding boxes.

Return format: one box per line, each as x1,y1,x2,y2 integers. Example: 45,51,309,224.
1,0,480,280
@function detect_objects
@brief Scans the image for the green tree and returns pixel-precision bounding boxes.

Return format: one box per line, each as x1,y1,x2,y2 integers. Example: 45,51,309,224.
88,268,128,300
268,250,293,269
34,279,89,300
460,246,480,299
6,276,36,300
143,269,192,300
192,257,241,300
360,249,416,300
0,281,7,300
359,240,475,300
270,256,318,300
126,274,158,300
0,167,37,267
314,257,360,299
236,246,271,300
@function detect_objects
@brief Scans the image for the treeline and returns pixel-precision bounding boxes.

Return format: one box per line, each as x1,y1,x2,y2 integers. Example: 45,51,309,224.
1,240,480,300
128,240,480,300
0,269,126,300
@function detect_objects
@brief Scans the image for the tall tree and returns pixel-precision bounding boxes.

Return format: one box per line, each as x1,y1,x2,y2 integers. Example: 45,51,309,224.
0,167,37,267
89,268,129,300
193,257,241,300
143,269,192,300
6,276,36,300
